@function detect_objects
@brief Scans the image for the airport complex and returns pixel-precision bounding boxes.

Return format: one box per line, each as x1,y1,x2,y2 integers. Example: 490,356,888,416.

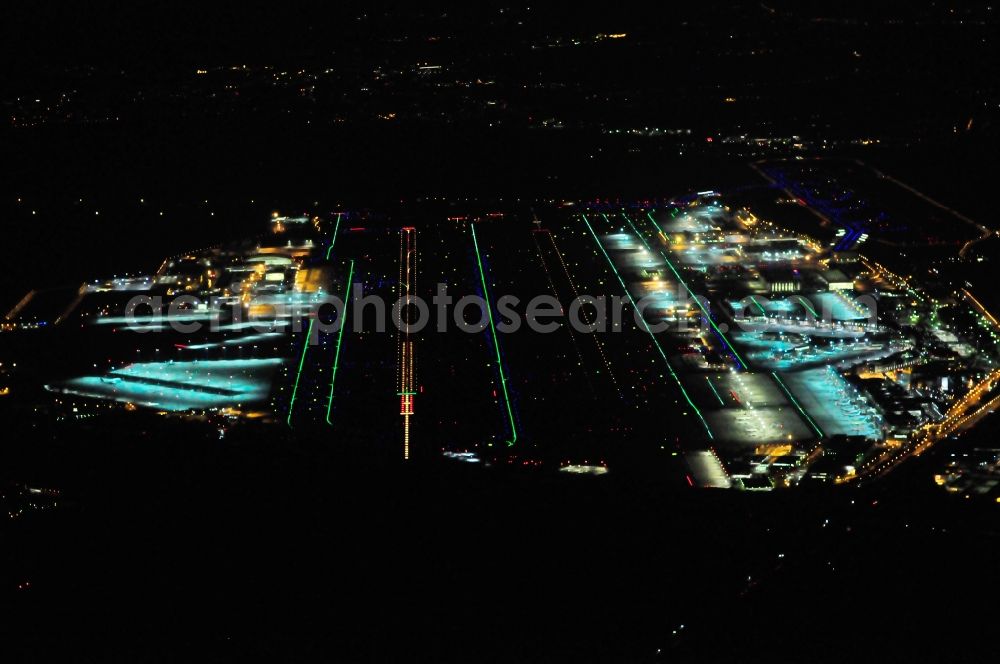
3,192,999,491
575,197,1000,488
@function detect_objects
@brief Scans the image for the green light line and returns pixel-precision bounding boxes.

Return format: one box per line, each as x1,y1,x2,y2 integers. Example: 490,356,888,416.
750,296,767,316
582,214,714,439
647,212,671,244
706,376,726,406
287,316,316,428
471,223,517,447
771,371,824,438
797,295,819,318
620,212,748,370
325,213,343,261
325,259,355,426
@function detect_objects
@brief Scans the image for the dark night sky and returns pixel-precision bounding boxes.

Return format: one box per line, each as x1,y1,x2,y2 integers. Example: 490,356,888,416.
4,2,979,71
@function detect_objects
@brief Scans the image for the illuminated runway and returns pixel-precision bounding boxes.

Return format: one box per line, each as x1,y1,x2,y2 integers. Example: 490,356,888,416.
471,222,518,447
398,229,416,458
582,213,715,439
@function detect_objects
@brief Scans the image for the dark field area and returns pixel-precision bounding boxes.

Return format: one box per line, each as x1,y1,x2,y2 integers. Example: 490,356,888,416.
2,416,999,662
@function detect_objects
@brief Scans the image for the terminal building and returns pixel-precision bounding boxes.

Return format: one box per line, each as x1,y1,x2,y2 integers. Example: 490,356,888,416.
760,267,803,293
818,269,855,292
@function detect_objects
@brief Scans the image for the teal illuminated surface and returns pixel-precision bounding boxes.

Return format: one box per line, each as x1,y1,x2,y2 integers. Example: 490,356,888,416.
47,359,284,411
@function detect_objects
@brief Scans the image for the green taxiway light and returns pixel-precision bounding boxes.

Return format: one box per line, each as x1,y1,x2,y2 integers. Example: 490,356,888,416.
326,259,355,426
287,316,316,428
471,223,518,447
798,295,819,318
706,376,727,406
582,214,714,440
325,213,343,261
648,211,672,244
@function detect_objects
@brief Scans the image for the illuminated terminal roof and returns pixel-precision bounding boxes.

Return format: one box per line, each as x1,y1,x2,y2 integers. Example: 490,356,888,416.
271,215,310,225
46,358,283,412
247,254,293,267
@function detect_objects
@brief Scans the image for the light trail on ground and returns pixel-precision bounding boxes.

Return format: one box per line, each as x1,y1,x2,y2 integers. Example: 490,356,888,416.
542,226,624,398
531,229,597,400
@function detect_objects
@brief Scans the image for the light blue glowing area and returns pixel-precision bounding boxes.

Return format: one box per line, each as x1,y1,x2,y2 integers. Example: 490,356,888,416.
750,339,894,372
90,311,223,325
779,368,883,439
216,321,290,332
729,296,806,319
733,329,899,372
182,332,285,350
90,320,291,334
223,332,284,346
732,331,798,352
253,292,336,306
761,298,800,314
808,292,872,322
46,358,284,411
